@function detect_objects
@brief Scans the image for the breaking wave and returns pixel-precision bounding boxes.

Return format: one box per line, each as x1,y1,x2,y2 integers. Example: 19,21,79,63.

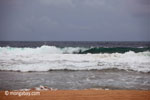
0,45,149,54
0,46,150,72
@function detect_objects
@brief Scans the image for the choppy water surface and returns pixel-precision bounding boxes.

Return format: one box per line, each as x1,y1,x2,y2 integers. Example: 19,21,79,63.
0,41,150,90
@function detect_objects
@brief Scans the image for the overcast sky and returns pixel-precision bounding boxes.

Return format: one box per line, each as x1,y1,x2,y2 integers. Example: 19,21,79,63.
0,0,149,41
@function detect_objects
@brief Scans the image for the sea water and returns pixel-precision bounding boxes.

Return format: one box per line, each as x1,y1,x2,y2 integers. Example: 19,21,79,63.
0,41,150,90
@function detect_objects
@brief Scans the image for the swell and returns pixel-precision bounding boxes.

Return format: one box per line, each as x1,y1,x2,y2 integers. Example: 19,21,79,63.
79,47,150,54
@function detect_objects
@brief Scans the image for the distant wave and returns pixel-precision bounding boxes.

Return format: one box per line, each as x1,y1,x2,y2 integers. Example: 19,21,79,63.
0,46,150,73
0,45,149,54
80,47,150,54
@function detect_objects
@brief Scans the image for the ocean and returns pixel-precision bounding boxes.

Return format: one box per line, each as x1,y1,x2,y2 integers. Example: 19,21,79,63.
0,41,150,90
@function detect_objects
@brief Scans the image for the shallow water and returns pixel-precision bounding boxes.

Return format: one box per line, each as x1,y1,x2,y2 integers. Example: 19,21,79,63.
0,70,150,90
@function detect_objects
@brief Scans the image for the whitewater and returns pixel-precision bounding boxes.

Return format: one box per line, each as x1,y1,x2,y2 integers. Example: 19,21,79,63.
0,45,150,72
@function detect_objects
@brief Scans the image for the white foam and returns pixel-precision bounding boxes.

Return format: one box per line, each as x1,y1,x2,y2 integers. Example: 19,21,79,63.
34,85,51,91
13,85,57,91
0,45,86,55
0,46,150,72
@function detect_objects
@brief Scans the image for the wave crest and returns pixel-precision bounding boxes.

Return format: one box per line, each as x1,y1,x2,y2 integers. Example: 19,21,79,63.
0,45,149,54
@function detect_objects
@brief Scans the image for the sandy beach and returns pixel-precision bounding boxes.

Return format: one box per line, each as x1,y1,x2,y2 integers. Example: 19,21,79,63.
0,90,150,100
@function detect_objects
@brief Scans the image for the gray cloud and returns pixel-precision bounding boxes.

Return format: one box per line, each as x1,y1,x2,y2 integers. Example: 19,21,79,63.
0,0,149,41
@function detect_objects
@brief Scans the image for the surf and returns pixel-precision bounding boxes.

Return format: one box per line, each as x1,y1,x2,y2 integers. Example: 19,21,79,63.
0,46,150,73
0,45,150,54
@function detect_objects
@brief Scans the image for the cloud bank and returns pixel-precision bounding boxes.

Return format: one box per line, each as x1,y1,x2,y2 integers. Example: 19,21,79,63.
0,0,149,41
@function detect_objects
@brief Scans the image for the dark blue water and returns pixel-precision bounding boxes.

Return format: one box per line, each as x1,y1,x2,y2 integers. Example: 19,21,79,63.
0,41,150,48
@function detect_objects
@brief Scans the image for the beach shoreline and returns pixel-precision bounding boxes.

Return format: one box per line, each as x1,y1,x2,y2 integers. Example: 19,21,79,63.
0,90,150,100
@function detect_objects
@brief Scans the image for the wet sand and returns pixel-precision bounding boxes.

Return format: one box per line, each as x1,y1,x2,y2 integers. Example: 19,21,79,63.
0,90,150,100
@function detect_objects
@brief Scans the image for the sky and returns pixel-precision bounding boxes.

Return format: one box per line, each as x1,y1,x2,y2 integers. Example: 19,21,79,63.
0,0,149,41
